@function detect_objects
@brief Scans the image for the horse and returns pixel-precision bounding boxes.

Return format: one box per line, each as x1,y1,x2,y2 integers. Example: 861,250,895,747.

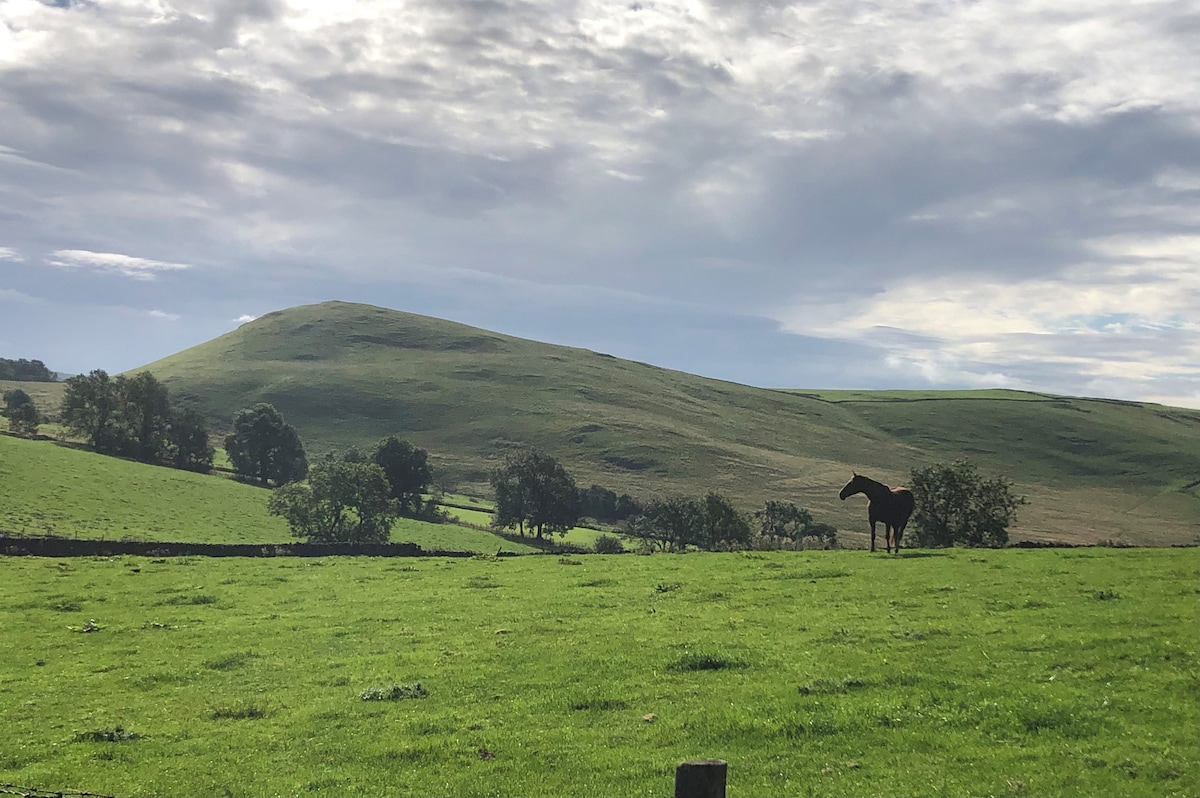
838,473,915,554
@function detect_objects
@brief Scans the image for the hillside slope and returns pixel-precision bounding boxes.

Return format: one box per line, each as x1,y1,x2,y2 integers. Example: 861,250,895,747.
0,434,538,553
138,301,1200,546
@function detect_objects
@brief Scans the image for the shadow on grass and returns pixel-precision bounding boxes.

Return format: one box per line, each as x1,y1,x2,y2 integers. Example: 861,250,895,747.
893,550,949,559
491,529,590,554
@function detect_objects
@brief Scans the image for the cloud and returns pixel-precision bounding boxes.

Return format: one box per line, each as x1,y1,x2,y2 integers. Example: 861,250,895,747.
775,237,1200,401
0,288,40,303
0,0,1197,407
0,247,24,262
45,250,192,281
148,309,181,321
234,314,257,324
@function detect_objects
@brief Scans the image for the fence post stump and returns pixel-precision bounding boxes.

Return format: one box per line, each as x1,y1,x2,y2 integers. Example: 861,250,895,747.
675,759,727,798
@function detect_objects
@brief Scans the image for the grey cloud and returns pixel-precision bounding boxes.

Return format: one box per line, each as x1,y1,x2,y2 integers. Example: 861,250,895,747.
1,0,1198,406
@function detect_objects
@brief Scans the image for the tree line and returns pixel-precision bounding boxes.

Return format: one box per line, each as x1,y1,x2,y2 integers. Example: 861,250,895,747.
58,370,215,471
487,447,841,552
0,357,54,382
12,365,1025,550
487,447,1025,551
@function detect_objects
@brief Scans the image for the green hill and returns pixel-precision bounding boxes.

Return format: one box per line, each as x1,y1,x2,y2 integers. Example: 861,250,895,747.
131,301,1199,546
0,434,540,553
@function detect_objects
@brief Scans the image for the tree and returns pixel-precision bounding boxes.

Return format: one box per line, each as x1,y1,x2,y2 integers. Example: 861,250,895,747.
490,449,580,538
3,389,40,436
60,370,122,452
752,500,838,548
115,371,172,462
224,403,308,487
628,496,703,552
579,484,618,521
3,388,32,416
268,460,398,543
755,500,813,540
909,459,1026,548
167,408,214,473
698,491,752,550
0,357,54,381
372,436,433,517
579,484,642,522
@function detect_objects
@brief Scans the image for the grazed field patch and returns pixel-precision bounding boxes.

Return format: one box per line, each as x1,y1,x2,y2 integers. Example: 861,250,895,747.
0,548,1195,797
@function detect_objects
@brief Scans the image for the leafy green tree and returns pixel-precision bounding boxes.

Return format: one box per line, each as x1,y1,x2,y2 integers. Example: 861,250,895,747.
909,459,1026,548
115,371,172,462
628,496,703,552
167,408,214,473
752,500,838,548
372,436,433,516
579,484,618,521
224,403,308,486
3,388,32,416
3,389,40,436
340,445,368,464
579,484,642,522
755,500,813,540
698,491,752,550
490,449,580,538
0,357,54,381
268,460,397,543
60,370,122,452
614,493,642,521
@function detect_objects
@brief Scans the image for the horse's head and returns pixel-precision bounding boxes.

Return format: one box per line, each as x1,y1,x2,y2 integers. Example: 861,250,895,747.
838,473,862,501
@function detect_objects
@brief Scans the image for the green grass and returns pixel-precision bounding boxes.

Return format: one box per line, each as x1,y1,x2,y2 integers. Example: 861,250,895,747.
443,505,604,550
135,301,1200,546
0,548,1195,797
0,435,537,553
0,378,65,423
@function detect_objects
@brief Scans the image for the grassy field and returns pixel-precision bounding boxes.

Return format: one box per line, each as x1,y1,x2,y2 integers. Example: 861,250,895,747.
441,504,606,550
0,379,66,422
135,301,1200,546
0,548,1195,797
0,435,540,554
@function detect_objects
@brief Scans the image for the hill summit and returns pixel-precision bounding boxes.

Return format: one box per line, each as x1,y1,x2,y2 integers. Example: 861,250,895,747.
139,301,1200,546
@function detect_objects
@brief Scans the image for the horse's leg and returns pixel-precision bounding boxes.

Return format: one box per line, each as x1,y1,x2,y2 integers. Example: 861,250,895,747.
886,524,894,554
870,520,877,553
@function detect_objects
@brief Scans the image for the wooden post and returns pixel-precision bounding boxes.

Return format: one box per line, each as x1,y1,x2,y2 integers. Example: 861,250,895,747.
675,759,727,798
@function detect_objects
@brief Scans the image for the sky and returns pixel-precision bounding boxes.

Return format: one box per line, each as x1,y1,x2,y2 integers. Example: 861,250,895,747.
1,0,1198,409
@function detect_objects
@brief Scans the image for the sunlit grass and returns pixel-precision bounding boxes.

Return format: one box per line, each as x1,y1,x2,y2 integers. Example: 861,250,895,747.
1,548,1195,797
0,435,535,553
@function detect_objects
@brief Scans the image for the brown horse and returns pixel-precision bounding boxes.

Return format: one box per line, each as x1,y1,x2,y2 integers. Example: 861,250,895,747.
839,473,915,554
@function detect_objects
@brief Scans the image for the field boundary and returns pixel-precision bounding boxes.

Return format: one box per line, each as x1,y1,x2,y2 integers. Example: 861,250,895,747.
0,534,507,559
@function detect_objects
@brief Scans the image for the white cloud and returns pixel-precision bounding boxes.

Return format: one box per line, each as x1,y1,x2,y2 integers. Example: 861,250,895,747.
0,246,23,262
45,250,191,281
235,314,257,324
0,288,39,303
0,0,1198,407
776,237,1200,403
148,309,181,321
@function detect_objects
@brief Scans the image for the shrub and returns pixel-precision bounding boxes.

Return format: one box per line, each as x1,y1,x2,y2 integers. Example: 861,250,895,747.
75,726,140,742
910,459,1026,547
593,534,625,554
360,682,429,701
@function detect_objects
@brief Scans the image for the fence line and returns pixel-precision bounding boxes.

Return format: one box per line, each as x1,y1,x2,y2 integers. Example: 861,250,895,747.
0,534,490,559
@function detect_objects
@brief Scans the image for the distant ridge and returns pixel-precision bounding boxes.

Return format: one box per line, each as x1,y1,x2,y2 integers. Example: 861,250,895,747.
138,301,1200,546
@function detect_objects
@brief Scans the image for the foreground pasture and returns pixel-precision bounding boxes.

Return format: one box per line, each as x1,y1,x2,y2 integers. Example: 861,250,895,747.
1,548,1195,797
